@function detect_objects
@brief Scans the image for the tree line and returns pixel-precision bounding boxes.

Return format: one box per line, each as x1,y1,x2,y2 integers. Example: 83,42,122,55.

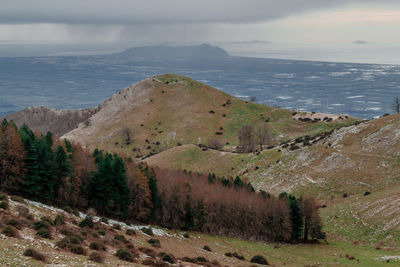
0,119,324,243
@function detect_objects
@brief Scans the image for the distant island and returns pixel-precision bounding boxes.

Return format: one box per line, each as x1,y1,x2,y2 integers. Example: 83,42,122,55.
353,40,367,44
116,43,229,59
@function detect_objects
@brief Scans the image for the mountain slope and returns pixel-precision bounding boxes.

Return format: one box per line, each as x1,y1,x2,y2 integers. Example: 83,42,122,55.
3,106,97,137
62,74,355,159
1,194,398,267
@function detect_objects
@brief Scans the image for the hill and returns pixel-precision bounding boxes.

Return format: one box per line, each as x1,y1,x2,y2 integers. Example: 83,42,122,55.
115,44,229,59
60,74,355,159
3,106,97,137
145,114,400,245
0,194,398,267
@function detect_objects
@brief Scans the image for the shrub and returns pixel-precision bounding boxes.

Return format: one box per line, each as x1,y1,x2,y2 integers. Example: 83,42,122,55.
364,191,371,196
10,195,25,203
148,239,160,248
0,201,8,210
6,219,22,229
161,253,176,264
115,249,134,262
232,252,245,260
16,205,30,217
70,245,86,255
224,252,233,257
126,229,136,236
203,245,212,252
89,252,104,263
98,228,106,236
33,221,50,231
79,217,93,228
23,248,46,262
141,227,154,236
0,193,6,200
63,206,72,213
36,229,52,239
40,216,55,226
183,232,190,239
139,247,156,258
114,234,129,244
250,255,269,265
195,256,208,263
112,224,121,230
343,192,348,198
54,214,65,225
89,241,106,251
100,217,108,224
2,226,19,237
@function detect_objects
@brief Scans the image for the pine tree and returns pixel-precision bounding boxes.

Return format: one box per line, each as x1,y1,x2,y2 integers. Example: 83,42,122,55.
288,195,303,241
146,167,161,222
183,195,194,230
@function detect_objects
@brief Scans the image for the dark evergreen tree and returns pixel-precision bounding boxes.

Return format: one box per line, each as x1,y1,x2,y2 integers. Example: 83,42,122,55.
183,195,194,230
146,167,161,222
288,195,303,241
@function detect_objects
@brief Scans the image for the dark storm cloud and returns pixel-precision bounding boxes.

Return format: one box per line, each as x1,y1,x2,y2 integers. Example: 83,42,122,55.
1,0,399,25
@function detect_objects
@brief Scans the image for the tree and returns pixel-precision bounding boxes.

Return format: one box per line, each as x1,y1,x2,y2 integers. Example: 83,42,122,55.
0,121,25,193
254,125,271,151
302,197,323,242
288,195,303,241
237,125,255,153
392,96,400,114
121,127,132,145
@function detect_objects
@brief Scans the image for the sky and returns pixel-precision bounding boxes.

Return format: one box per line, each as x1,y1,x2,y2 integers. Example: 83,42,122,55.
1,0,400,56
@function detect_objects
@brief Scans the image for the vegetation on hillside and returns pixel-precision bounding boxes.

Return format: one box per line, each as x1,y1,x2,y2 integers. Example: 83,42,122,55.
0,119,324,243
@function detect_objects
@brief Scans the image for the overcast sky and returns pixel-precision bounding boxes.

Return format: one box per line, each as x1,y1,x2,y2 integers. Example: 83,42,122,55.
1,0,400,49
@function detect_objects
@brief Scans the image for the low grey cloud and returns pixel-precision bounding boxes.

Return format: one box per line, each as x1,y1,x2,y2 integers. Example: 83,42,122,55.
1,0,399,25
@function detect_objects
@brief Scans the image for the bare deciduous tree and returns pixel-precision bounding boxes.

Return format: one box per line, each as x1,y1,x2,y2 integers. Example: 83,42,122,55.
254,124,271,151
122,127,132,145
238,125,255,153
392,96,400,114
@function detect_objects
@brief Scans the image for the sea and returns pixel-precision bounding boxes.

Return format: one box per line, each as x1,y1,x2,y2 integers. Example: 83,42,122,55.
1,44,400,119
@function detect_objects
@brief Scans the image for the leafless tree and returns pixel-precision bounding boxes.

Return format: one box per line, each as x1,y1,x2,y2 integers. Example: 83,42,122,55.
254,124,271,151
392,96,400,114
237,125,255,153
122,127,132,145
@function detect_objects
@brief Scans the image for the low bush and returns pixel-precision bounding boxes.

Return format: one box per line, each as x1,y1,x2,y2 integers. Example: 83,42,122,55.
141,227,154,236
0,200,8,210
114,234,129,244
113,224,121,230
148,239,160,248
161,253,176,264
10,195,25,203
23,248,46,262
33,220,50,231
2,225,19,237
0,193,6,200
89,241,106,251
115,249,134,262
183,232,190,239
126,229,136,236
250,255,269,265
40,216,55,226
232,252,245,260
79,216,93,228
89,252,104,263
98,228,106,236
36,229,52,239
70,245,86,255
6,219,22,229
203,245,212,252
139,247,156,258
